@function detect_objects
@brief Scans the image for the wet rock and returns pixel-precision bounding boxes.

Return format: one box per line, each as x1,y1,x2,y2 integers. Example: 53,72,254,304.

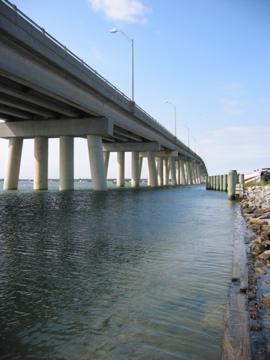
258,250,270,262
261,225,270,233
255,267,266,274
244,207,256,214
251,243,264,257
249,308,259,320
249,218,267,226
260,293,270,308
250,319,262,331
259,212,270,220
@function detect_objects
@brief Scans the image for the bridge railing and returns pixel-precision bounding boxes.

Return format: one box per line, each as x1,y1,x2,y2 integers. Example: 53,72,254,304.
2,0,202,163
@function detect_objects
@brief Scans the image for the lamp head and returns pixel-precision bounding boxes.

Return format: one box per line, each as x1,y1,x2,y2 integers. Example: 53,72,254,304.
110,28,119,34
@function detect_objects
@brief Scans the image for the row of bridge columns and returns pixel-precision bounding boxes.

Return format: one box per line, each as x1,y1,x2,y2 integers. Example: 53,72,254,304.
3,136,204,191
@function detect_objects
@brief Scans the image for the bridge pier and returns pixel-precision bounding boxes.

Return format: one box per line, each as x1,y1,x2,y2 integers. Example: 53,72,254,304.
190,163,195,184
193,163,198,184
157,157,163,186
117,151,125,187
139,157,143,181
131,151,140,188
180,158,186,185
164,158,169,185
60,136,74,191
34,137,48,190
176,159,180,185
185,161,191,184
190,162,195,184
87,135,107,191
3,137,23,190
169,157,177,186
148,152,157,187
196,164,200,184
196,164,202,184
103,151,110,178
223,174,228,192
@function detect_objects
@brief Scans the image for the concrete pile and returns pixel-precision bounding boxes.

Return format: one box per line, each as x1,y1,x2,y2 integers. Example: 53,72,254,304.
241,186,270,265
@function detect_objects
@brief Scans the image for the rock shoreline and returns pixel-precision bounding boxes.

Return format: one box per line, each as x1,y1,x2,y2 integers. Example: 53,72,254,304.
241,186,270,358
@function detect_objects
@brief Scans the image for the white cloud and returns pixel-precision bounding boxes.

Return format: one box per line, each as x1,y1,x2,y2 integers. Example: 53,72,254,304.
89,0,150,23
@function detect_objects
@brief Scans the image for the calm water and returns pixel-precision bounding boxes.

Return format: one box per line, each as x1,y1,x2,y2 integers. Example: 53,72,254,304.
0,183,242,360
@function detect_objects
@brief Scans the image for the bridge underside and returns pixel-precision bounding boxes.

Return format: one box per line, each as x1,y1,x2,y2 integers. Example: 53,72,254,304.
0,0,207,191
0,76,152,144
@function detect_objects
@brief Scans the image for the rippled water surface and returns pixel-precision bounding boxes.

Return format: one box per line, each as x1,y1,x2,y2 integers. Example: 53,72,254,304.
0,183,241,359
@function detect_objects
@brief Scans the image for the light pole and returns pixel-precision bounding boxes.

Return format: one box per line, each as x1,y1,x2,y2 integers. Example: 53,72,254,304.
110,28,134,102
183,123,190,148
165,101,177,137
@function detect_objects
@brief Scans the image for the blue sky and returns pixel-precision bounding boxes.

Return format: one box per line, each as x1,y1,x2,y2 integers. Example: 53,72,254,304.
1,0,270,178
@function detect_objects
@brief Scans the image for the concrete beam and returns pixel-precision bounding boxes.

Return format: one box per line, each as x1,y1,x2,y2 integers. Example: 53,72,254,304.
0,82,79,118
0,117,113,138
103,142,160,152
140,150,178,158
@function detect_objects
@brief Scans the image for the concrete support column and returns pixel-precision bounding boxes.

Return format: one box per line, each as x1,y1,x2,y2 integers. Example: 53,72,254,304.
220,175,224,191
185,161,190,184
157,157,164,186
87,135,107,191
60,136,74,191
176,159,181,185
217,176,220,191
163,158,169,185
239,173,245,185
3,137,23,190
188,162,194,184
103,151,110,177
217,175,221,191
191,163,196,184
228,170,238,200
207,176,210,189
223,174,228,192
194,164,199,184
139,157,143,181
180,159,187,185
34,137,48,190
131,151,140,188
196,165,201,184
117,151,125,187
169,157,177,186
208,176,212,190
192,163,198,184
147,152,157,187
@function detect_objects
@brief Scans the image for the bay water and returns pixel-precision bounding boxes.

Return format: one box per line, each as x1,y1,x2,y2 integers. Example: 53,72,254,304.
0,183,243,359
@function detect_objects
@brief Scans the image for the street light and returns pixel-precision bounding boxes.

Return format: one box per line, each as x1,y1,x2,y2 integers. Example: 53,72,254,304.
164,100,177,137
183,123,190,148
110,28,134,102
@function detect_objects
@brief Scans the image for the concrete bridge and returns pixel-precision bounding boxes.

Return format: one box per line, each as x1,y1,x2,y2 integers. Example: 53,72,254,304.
0,0,207,191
